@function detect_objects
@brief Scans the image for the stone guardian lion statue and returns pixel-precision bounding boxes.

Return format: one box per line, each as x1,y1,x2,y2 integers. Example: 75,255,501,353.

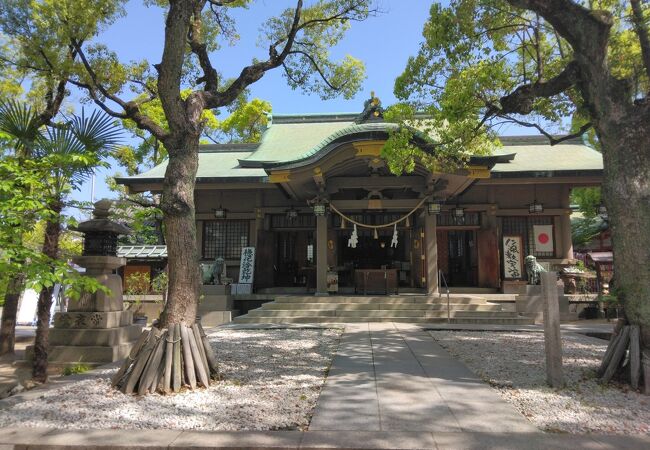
525,255,546,285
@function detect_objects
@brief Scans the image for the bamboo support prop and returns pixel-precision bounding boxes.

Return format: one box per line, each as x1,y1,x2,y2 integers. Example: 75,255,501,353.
112,322,220,395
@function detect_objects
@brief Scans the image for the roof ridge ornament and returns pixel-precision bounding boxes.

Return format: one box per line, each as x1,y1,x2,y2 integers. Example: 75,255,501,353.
355,91,384,124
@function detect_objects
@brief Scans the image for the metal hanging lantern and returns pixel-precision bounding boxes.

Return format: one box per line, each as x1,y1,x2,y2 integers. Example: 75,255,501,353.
286,206,299,221
598,203,608,217
313,203,327,216
427,201,442,215
528,184,543,214
214,207,227,219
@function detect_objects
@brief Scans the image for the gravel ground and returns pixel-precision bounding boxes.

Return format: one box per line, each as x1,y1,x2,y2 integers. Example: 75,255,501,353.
0,328,341,431
430,330,650,434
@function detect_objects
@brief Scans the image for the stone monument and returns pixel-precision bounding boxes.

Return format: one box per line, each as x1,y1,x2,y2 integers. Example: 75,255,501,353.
28,199,142,366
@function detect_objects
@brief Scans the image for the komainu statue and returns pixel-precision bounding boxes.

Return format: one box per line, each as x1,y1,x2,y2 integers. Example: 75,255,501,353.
201,257,225,285
525,255,546,285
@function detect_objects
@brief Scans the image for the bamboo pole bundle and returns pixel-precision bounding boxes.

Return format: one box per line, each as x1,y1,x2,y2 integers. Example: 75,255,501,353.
112,322,220,395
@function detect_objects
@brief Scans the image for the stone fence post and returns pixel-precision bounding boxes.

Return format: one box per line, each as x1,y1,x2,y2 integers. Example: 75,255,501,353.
541,271,565,388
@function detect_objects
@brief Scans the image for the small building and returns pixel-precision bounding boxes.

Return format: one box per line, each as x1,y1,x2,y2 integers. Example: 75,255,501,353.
117,244,168,293
117,107,603,297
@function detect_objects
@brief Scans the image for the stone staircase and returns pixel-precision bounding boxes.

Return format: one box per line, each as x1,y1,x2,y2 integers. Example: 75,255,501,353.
232,294,535,324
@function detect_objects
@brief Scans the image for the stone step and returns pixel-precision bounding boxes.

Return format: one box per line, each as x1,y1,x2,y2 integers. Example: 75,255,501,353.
259,302,502,311
273,296,489,305
245,309,519,319
447,287,499,294
233,316,534,325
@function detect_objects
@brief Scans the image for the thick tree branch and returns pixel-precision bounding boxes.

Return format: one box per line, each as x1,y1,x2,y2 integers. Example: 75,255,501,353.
505,0,613,62
630,0,650,84
500,114,592,145
69,39,168,141
189,0,219,92
287,50,346,91
37,79,67,126
497,60,580,115
204,0,304,108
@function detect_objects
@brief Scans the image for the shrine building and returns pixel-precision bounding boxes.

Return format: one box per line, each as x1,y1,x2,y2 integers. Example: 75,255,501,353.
117,104,603,301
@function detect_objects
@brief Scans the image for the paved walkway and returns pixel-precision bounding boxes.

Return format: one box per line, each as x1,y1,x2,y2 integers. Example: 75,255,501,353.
2,321,649,448
310,322,538,433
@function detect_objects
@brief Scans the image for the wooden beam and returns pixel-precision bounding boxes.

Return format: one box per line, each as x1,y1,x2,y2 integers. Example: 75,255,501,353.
331,199,423,210
326,175,425,194
352,140,385,157
268,170,291,183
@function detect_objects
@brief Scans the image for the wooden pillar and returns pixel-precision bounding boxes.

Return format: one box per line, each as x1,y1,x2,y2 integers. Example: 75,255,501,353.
477,207,500,288
316,214,328,295
558,186,574,260
425,214,438,295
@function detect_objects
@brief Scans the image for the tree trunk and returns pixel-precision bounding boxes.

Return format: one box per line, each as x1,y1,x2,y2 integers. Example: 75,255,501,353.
0,274,25,356
598,121,650,347
32,200,62,382
158,134,201,328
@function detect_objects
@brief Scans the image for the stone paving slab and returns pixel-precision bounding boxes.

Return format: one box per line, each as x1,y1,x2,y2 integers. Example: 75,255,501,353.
0,428,649,449
309,324,380,431
169,430,303,449
309,323,536,434
395,324,538,433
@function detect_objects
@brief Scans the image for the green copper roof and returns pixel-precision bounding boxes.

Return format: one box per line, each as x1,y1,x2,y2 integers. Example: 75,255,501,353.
240,114,357,166
115,150,267,185
492,136,603,174
116,113,603,187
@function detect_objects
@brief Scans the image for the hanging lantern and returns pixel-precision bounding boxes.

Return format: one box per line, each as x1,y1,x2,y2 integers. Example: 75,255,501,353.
214,206,227,219
452,205,465,224
427,201,442,215
286,206,298,221
598,203,608,217
528,184,543,214
313,203,326,216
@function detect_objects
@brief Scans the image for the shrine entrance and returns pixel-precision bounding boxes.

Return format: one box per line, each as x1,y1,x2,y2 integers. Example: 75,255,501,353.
438,230,479,287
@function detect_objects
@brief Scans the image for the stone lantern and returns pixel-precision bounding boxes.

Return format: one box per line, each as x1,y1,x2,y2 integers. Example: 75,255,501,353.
34,199,142,367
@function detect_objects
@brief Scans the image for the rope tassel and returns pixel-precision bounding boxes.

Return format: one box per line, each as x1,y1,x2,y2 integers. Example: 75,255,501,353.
373,228,379,239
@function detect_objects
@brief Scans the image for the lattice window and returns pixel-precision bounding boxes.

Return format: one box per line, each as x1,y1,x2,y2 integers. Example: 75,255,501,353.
501,216,555,257
203,220,250,260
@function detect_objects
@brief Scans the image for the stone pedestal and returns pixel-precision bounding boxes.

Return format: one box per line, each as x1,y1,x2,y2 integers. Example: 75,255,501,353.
515,281,576,323
27,256,141,367
198,284,236,327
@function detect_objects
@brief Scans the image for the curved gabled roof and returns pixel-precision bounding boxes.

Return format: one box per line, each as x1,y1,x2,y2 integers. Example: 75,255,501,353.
240,121,400,169
115,113,603,189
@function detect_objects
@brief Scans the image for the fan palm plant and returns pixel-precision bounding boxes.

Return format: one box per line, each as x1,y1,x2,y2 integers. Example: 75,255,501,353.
0,101,120,381
0,100,47,356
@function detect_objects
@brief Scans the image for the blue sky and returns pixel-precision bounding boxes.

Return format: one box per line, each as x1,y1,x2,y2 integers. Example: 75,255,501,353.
73,0,438,204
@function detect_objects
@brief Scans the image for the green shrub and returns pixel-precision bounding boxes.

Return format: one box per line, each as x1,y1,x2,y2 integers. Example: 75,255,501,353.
62,362,91,376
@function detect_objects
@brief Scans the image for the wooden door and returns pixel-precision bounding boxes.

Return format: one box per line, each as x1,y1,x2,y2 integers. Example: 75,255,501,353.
255,230,275,289
477,229,500,288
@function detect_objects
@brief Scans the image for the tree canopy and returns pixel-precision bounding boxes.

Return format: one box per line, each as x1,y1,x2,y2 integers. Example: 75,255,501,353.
383,0,649,171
